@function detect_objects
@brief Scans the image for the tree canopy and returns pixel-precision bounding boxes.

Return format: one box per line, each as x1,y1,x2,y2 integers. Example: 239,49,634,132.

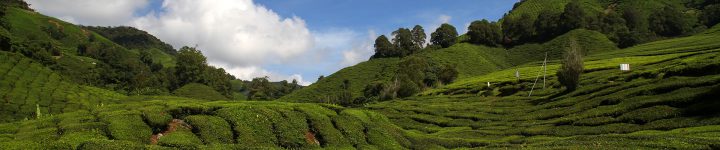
468,19,502,47
430,23,458,48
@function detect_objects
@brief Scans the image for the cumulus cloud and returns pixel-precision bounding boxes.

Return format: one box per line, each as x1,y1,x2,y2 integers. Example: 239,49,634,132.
132,0,314,68
340,30,376,66
27,0,373,85
221,65,312,86
26,0,149,26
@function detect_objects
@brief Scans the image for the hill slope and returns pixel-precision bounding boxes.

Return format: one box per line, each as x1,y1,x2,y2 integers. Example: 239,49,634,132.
0,51,126,122
279,44,511,103
367,25,720,149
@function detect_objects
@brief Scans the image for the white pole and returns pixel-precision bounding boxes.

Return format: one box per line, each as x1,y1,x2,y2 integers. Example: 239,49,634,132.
543,52,548,89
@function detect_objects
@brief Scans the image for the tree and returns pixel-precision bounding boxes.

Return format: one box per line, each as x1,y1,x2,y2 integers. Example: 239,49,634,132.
702,4,720,27
649,6,690,36
557,38,584,91
411,25,426,48
175,46,208,86
559,0,587,32
201,66,233,98
392,28,418,56
534,10,561,42
622,6,644,31
247,77,276,100
430,23,458,48
505,13,536,45
372,35,395,58
598,11,630,45
468,19,502,47
437,64,459,85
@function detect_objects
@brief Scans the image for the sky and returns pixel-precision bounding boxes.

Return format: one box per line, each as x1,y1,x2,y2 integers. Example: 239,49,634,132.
25,0,517,86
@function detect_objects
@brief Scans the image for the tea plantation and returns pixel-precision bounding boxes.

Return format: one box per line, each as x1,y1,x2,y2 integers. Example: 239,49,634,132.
0,98,409,149
0,51,125,123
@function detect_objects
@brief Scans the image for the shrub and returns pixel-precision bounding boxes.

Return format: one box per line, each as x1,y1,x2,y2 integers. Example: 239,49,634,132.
99,111,152,144
184,115,233,144
157,130,202,149
557,38,584,91
173,83,227,100
77,139,145,150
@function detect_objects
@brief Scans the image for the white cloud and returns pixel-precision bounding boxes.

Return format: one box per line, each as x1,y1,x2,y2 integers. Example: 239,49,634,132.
422,14,453,46
26,0,149,26
341,30,376,66
132,0,314,69
27,0,374,85
221,65,312,86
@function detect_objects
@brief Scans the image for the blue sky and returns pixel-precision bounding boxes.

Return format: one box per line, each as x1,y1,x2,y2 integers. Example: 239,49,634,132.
27,0,517,85
254,0,517,84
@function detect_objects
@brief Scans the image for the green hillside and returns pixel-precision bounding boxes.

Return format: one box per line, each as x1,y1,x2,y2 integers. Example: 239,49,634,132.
279,58,400,103
506,29,618,65
0,51,126,122
366,25,720,149
280,44,512,103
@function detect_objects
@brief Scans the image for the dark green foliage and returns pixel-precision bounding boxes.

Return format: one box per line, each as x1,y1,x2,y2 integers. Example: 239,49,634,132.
533,9,561,42
247,77,277,100
467,19,502,47
650,6,691,36
411,25,426,48
437,64,459,84
392,28,419,57
184,115,233,144
503,13,535,45
173,83,227,100
0,0,32,11
622,6,644,31
559,0,587,32
175,46,208,86
702,4,720,27
557,38,583,91
174,46,232,97
83,26,177,55
363,81,387,101
430,23,458,48
200,66,233,98
372,35,396,58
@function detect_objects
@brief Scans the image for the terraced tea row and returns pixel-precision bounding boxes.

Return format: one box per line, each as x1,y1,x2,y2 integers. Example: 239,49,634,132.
0,51,125,122
0,98,409,149
368,47,720,149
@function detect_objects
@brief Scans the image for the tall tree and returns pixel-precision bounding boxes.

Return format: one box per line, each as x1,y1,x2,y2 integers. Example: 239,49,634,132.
392,28,418,56
372,35,395,58
468,19,502,47
430,23,458,48
649,6,690,36
411,25,426,48
534,10,561,42
557,38,584,91
560,0,587,32
622,6,644,31
175,46,208,86
702,4,720,27
503,13,535,45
